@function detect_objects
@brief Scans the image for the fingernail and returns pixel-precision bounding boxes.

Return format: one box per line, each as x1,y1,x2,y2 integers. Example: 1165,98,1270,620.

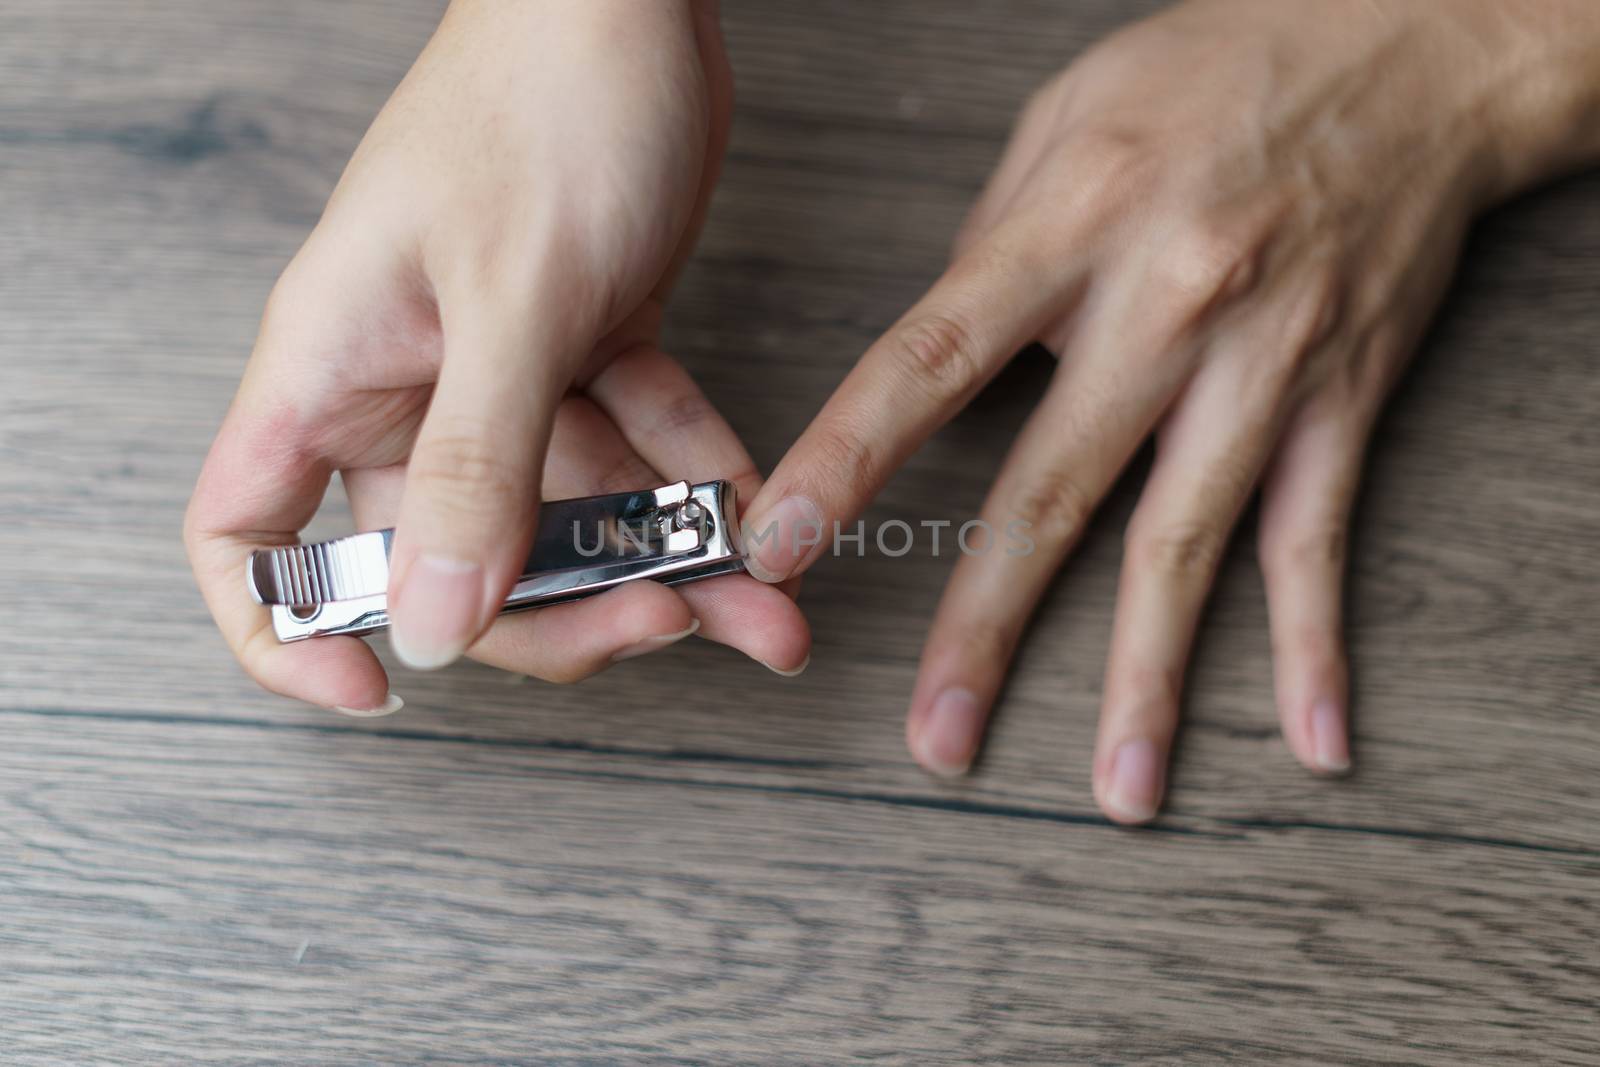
912,687,983,778
1310,698,1351,774
1102,739,1163,823
332,693,405,718
760,653,810,677
389,555,483,671
744,495,824,583
610,619,700,663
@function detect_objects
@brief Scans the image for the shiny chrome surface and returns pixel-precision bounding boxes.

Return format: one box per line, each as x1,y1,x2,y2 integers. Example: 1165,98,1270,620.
249,480,745,642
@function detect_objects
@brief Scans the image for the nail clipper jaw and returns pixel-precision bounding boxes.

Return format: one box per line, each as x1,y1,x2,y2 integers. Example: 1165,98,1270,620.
252,480,747,642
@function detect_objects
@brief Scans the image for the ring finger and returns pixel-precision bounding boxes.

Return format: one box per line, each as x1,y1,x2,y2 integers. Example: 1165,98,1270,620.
1094,299,1337,823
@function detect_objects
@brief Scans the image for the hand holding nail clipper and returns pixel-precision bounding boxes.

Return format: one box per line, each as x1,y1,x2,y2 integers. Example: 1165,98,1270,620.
184,0,809,716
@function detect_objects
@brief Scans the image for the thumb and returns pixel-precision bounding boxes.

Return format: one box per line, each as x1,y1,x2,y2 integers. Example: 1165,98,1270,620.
387,296,580,670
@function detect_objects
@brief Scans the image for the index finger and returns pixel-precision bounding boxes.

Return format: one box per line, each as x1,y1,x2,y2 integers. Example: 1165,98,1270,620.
740,225,1074,583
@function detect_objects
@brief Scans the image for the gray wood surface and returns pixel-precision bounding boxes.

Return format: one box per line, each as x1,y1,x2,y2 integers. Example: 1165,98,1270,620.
2,1,1597,1063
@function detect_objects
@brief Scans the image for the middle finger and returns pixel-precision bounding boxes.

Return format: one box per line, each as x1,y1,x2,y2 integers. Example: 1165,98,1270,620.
1094,287,1337,822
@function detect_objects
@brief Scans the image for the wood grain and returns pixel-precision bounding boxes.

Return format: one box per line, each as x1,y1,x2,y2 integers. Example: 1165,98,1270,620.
1,0,1597,1062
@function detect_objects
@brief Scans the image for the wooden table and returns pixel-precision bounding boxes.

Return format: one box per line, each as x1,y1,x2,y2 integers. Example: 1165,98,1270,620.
3,2,1597,1062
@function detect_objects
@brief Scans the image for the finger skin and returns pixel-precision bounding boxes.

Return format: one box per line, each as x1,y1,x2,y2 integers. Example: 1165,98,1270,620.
185,403,393,713
386,283,591,673
1258,391,1376,776
904,330,1182,777
741,223,1076,585
469,582,699,683
584,343,763,505
675,575,810,674
1094,341,1297,824
547,388,812,673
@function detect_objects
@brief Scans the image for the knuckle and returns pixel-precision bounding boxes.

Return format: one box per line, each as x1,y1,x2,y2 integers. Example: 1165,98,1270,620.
262,239,349,331
265,252,317,308
432,230,607,339
928,613,1017,678
408,432,525,518
1262,523,1347,576
1012,75,1070,139
1126,519,1227,581
1006,470,1094,547
804,416,878,500
1109,662,1183,722
1199,442,1261,506
260,276,297,328
1019,80,1060,125
1275,270,1345,380
1068,126,1160,205
1154,218,1261,318
260,265,319,340
954,616,1017,672
650,390,715,439
887,312,986,405
1269,620,1347,680
1292,269,1344,347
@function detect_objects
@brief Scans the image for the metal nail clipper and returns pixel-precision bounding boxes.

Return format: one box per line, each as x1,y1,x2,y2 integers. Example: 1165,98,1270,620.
247,480,745,642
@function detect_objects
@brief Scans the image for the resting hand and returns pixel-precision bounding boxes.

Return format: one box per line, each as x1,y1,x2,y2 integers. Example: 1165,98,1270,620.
743,0,1600,819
